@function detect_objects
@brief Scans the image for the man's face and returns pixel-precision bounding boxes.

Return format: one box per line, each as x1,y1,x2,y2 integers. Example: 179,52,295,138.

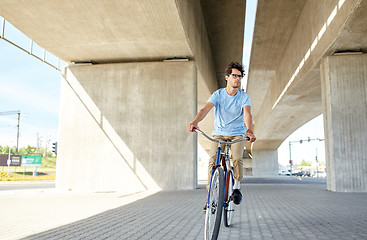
225,69,242,88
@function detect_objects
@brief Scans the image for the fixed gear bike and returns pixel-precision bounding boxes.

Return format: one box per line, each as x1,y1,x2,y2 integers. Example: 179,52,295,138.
195,129,248,240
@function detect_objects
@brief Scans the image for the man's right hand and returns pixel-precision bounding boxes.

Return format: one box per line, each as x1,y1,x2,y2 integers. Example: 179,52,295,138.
186,122,198,132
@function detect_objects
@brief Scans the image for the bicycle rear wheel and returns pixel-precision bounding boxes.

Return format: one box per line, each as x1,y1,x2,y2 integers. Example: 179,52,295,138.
204,167,224,240
223,170,234,227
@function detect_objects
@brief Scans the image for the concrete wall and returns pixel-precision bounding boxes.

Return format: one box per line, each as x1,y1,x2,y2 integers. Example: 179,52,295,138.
175,0,217,135
243,157,253,176
252,150,278,177
56,61,197,193
321,54,367,192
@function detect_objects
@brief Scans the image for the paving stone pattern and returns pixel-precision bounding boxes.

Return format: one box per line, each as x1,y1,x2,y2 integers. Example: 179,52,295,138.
23,179,367,240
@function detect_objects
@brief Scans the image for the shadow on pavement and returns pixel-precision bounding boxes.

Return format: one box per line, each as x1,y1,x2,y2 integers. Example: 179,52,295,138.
23,177,367,240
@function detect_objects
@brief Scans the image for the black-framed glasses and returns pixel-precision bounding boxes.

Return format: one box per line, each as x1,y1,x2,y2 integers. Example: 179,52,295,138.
227,73,243,79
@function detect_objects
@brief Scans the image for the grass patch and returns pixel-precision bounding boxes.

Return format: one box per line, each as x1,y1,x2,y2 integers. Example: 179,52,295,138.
0,173,55,181
42,157,56,169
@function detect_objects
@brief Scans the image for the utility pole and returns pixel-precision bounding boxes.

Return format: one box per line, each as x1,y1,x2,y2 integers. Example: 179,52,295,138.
44,135,50,157
0,111,21,153
16,112,20,153
289,141,293,178
316,147,319,178
36,133,42,154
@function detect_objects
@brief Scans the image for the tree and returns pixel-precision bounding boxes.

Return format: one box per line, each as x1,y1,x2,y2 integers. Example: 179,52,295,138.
1,146,15,154
25,145,37,155
300,159,312,166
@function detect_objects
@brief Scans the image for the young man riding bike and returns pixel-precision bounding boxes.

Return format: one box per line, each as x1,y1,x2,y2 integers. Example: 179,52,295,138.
187,61,256,205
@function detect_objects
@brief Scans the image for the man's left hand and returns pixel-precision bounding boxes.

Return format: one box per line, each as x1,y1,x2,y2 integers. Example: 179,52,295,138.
245,133,256,142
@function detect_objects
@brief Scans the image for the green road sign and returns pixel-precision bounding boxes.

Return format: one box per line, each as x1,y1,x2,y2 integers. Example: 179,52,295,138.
21,155,42,167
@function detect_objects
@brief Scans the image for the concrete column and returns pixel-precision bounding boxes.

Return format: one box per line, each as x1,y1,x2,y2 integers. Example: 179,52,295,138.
321,54,367,192
243,157,253,176
56,61,197,193
251,149,278,177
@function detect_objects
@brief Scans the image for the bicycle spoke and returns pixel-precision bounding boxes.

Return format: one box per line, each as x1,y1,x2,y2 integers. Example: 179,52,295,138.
205,167,224,240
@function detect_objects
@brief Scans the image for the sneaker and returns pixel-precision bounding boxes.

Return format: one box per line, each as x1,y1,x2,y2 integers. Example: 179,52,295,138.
232,189,242,205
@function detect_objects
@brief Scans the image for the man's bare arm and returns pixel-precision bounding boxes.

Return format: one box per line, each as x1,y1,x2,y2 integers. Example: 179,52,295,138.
244,106,256,142
186,102,214,132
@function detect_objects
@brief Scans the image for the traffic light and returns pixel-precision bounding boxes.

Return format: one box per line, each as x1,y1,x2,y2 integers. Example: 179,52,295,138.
289,160,293,165
52,142,58,155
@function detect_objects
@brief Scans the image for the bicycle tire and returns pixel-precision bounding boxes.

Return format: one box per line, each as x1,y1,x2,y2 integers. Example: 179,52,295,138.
223,170,234,227
204,167,224,240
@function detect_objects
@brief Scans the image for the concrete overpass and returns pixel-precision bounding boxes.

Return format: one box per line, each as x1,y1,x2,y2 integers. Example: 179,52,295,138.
0,0,245,193
0,0,366,192
247,0,367,192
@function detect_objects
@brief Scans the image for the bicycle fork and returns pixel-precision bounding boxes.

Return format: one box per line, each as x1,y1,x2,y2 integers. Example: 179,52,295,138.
222,146,233,207
223,170,234,208
205,144,222,214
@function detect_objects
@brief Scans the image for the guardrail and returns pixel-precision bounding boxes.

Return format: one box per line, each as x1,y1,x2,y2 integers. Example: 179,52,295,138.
0,17,64,71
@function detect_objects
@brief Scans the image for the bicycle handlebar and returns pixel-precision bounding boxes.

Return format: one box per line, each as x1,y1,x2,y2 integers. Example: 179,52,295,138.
194,129,249,145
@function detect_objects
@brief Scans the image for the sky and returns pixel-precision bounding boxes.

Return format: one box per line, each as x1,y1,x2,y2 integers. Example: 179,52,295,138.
242,0,257,85
0,2,325,167
277,115,325,167
0,17,63,149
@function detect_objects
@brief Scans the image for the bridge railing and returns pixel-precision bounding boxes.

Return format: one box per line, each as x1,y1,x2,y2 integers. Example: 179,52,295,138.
0,16,66,71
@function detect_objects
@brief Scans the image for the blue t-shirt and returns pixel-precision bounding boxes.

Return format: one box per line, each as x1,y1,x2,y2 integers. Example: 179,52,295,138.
208,88,251,136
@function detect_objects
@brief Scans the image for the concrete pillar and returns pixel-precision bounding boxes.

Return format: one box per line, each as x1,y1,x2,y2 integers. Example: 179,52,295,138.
251,149,278,177
56,61,197,193
243,157,253,176
320,54,367,192
242,149,253,176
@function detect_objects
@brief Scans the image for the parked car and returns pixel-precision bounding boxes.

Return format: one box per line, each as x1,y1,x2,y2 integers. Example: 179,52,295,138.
303,171,311,177
295,171,303,176
279,169,291,176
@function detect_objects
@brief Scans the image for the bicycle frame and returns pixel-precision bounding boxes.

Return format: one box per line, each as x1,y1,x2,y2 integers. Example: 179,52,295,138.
207,142,223,206
209,142,229,205
195,129,247,207
196,129,248,239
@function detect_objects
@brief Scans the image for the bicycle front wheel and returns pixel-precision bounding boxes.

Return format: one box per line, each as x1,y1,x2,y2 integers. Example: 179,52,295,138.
223,170,234,227
204,167,224,240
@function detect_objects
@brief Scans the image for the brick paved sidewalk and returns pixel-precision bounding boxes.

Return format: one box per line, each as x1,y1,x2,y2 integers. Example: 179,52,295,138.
22,178,367,240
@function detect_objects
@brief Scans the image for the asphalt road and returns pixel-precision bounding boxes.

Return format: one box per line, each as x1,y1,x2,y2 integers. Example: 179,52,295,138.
0,177,326,191
242,176,327,184
0,181,55,191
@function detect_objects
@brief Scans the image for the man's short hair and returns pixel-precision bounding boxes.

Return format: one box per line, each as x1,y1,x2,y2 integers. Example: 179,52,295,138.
225,62,245,77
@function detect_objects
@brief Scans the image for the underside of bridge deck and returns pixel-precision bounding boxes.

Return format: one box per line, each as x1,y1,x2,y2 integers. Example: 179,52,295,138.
0,0,246,192
247,0,367,190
